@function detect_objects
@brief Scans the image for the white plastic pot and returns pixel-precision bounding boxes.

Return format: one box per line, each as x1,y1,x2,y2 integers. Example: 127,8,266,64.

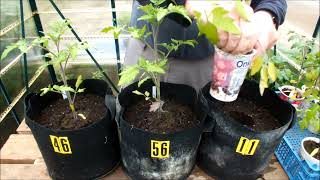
300,137,320,171
210,48,256,102
278,85,305,108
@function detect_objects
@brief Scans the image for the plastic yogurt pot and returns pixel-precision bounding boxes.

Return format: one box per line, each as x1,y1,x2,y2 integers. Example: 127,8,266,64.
210,48,256,102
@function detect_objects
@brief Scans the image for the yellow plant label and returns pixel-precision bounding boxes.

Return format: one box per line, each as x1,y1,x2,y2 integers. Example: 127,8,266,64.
50,135,72,154
151,140,170,158
236,137,260,155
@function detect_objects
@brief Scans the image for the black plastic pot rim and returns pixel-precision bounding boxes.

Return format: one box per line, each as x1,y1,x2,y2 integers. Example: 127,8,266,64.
119,109,203,136
118,81,204,135
26,80,113,133
202,82,295,134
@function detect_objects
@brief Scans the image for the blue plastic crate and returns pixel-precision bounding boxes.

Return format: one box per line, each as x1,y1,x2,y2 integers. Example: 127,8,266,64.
275,123,320,180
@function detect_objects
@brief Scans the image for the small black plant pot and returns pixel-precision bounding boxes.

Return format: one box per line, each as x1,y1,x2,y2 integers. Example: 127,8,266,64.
197,80,296,180
114,80,208,180
25,79,120,180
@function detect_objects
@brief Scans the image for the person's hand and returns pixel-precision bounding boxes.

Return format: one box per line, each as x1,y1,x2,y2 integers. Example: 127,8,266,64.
186,1,279,56
251,11,279,56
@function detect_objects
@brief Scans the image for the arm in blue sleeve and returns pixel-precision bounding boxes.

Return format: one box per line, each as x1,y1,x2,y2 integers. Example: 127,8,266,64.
250,0,287,27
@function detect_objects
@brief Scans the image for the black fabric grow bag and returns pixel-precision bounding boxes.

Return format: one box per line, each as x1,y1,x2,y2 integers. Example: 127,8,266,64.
197,80,296,180
25,79,120,180
115,81,208,180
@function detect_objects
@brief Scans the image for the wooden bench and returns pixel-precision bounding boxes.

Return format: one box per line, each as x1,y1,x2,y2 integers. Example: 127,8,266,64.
0,120,288,180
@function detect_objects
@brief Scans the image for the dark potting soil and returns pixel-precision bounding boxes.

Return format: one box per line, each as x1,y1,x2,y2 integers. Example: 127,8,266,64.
36,94,106,130
221,98,281,132
124,99,198,134
304,140,320,160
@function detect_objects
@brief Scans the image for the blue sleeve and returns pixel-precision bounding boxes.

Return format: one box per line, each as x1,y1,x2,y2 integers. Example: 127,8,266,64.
250,0,287,27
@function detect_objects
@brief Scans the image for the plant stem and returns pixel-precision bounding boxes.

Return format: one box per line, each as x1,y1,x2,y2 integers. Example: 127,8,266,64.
152,24,161,103
297,47,306,85
59,63,78,120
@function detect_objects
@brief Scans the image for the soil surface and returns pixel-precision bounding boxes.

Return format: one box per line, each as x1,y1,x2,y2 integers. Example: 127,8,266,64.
124,99,198,134
304,140,320,160
36,94,106,130
221,98,282,131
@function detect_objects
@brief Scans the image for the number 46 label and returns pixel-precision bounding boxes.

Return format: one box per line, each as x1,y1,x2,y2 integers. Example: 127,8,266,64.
50,135,72,154
151,140,170,158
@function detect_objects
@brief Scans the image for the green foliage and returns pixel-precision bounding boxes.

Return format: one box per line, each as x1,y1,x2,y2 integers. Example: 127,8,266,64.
46,19,71,45
249,53,279,96
194,5,241,45
101,26,123,39
211,7,241,35
235,0,252,21
132,90,151,101
1,20,88,120
299,103,320,133
159,38,197,57
138,3,191,25
118,65,140,86
91,71,104,79
102,2,196,112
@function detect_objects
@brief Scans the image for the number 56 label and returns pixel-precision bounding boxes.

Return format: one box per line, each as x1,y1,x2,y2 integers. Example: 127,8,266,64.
151,140,170,158
50,135,72,154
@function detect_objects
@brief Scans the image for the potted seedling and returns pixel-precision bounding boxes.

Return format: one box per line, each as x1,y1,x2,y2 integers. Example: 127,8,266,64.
300,137,320,171
276,32,319,111
281,32,320,134
102,1,208,179
1,20,120,180
195,2,296,179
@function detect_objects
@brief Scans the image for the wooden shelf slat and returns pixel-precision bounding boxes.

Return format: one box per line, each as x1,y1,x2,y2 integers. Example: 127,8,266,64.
16,119,31,134
1,131,288,180
0,134,41,164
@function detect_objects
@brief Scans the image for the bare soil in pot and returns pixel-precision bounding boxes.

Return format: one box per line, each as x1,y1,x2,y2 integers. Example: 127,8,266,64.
124,99,199,134
304,140,320,160
220,97,282,131
36,94,106,130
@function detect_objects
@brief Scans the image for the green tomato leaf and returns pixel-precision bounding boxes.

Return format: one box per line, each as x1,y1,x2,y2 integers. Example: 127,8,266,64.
138,77,150,87
16,39,29,53
250,56,263,76
77,88,85,93
138,57,148,68
267,62,277,82
67,43,80,60
211,7,240,35
101,26,123,39
145,63,166,74
259,66,268,96
75,75,83,89
138,4,157,23
58,86,76,93
1,43,18,60
128,25,147,39
235,0,251,21
101,26,114,33
158,59,168,68
118,65,140,86
157,8,169,22
55,50,69,63
144,91,150,97
40,86,52,96
194,10,219,44
132,90,144,96
167,4,192,24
